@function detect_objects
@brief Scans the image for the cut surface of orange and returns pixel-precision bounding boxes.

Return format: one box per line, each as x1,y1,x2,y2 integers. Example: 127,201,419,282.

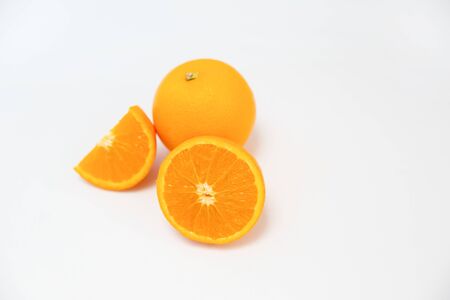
157,136,265,244
75,106,156,190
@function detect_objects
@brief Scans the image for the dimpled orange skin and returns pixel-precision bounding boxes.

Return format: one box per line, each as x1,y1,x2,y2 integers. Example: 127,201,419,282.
153,59,256,150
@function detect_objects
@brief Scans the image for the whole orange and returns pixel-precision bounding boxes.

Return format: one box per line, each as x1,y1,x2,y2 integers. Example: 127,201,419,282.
153,59,255,150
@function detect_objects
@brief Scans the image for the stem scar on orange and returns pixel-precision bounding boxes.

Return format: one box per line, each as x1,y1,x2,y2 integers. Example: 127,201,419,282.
157,136,265,244
75,106,157,190
153,59,256,150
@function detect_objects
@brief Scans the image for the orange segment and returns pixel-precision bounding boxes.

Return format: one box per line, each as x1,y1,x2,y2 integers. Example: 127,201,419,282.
75,106,156,190
157,136,265,244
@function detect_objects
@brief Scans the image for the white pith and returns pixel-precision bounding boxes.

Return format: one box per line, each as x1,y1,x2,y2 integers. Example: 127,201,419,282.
98,132,115,149
196,183,216,206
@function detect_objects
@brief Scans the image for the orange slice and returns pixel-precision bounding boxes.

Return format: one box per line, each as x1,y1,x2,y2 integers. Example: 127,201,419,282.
157,136,265,244
75,106,156,190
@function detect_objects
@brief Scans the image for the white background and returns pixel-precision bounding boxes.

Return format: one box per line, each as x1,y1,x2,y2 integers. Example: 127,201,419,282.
1,0,450,299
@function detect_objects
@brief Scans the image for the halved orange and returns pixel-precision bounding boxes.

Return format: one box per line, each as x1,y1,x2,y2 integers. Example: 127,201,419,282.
157,136,265,244
75,106,156,190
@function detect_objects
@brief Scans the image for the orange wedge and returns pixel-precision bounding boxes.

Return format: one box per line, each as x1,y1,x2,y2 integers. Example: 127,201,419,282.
157,136,265,244
75,106,156,190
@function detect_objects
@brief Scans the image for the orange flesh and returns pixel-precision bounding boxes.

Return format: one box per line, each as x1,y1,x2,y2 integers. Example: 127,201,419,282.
76,106,156,189
163,144,258,239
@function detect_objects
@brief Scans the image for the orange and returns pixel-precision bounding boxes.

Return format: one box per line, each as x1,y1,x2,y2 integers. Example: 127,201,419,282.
153,59,256,150
157,136,265,244
75,106,157,190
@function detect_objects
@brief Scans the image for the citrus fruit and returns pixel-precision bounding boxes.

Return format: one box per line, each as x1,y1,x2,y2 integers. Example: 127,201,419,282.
153,59,256,150
157,136,265,244
75,106,156,190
